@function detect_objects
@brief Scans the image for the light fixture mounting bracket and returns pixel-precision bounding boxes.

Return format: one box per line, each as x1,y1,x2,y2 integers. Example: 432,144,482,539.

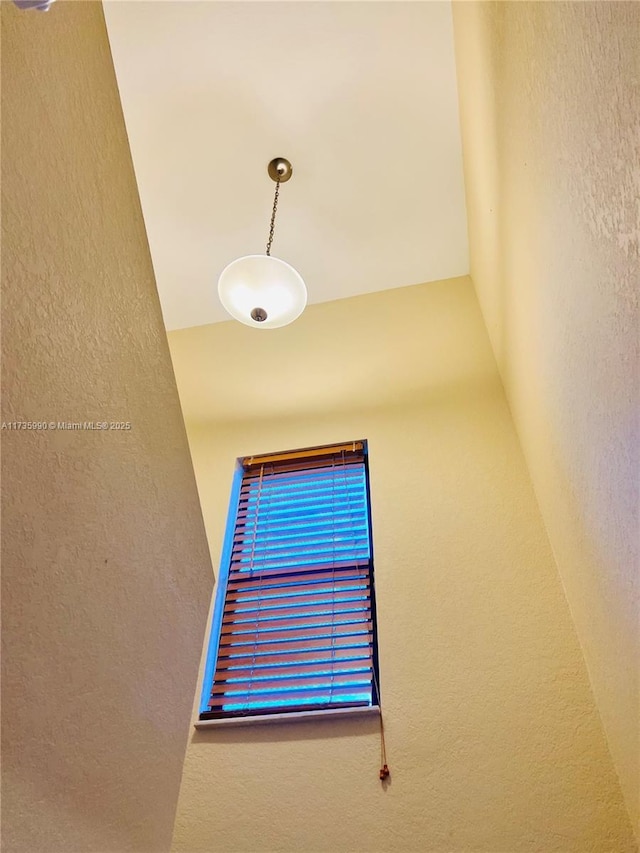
268,157,293,183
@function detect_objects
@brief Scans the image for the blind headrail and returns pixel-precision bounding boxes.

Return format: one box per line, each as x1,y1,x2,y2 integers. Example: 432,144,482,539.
244,441,364,468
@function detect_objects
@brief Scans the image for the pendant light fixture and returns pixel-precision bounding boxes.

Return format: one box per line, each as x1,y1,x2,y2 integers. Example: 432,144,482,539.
217,158,307,329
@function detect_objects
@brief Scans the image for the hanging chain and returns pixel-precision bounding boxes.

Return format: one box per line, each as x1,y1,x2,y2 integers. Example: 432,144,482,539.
265,178,281,256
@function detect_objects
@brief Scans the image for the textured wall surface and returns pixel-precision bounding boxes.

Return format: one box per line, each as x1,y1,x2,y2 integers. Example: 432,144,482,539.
168,276,498,425
169,280,635,852
452,1,639,838
1,3,213,851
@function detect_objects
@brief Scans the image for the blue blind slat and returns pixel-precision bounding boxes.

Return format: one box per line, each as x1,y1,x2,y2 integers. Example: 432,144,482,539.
240,478,365,501
231,555,370,573
221,669,372,686
215,680,373,699
233,547,369,570
221,655,372,674
232,530,369,554
230,592,370,615
217,696,371,713
227,606,370,628
230,583,369,606
220,626,371,649
241,470,363,492
237,505,367,525
221,616,371,637
217,641,373,664
233,539,369,558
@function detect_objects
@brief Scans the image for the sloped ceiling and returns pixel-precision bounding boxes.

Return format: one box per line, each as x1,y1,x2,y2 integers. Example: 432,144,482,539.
104,0,468,330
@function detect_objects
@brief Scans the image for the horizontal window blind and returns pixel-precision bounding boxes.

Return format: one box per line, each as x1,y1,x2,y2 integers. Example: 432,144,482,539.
202,441,379,719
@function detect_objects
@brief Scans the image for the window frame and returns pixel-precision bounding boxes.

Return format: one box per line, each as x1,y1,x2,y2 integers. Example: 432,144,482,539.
197,440,380,726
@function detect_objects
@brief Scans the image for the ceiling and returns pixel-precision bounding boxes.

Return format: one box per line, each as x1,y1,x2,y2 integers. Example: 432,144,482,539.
104,1,468,331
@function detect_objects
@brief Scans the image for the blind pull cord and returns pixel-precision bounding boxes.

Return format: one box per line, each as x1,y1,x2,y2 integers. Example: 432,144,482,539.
371,666,390,781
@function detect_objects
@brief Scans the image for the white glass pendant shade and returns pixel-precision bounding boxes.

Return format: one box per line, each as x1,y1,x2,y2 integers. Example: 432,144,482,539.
218,254,307,329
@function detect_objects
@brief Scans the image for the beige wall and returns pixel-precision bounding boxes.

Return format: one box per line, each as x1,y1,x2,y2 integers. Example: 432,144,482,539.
170,280,634,852
1,3,213,851
452,1,639,837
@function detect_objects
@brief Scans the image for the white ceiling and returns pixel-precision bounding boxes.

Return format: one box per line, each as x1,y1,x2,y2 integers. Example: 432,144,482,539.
104,1,468,331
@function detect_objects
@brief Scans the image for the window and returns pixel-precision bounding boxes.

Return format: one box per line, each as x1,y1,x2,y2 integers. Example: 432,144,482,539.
199,441,380,722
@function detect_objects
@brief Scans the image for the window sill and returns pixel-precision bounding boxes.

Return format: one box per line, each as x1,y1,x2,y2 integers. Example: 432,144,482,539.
195,704,380,729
